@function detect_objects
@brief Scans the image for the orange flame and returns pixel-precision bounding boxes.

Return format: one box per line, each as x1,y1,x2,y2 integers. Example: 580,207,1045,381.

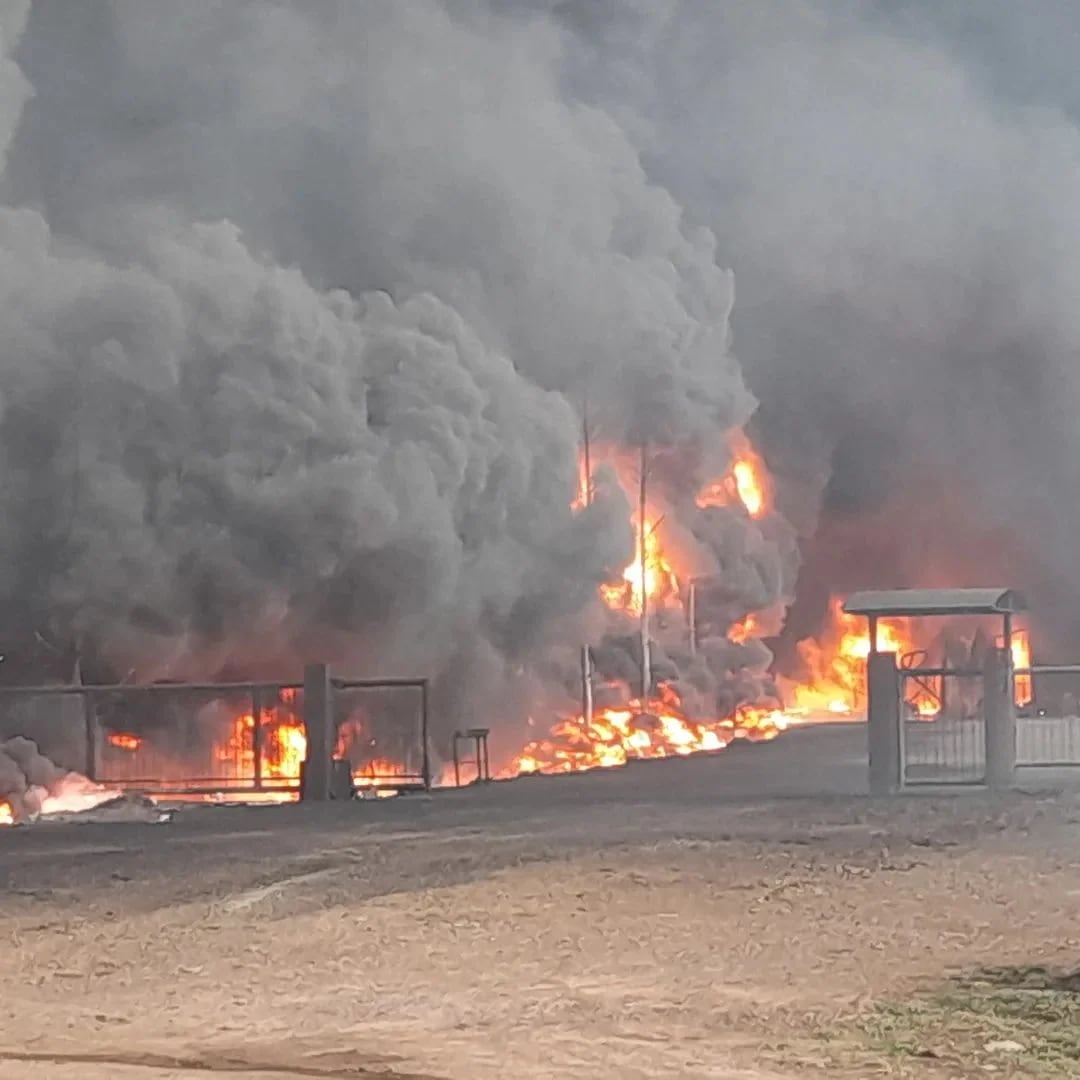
729,614,759,644
217,705,308,784
504,692,787,778
599,521,679,617
0,801,12,826
786,599,936,718
696,435,771,519
1011,629,1032,707
107,732,142,752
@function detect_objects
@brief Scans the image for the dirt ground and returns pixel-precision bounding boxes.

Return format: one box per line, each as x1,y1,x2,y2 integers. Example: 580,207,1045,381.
1,724,1079,1079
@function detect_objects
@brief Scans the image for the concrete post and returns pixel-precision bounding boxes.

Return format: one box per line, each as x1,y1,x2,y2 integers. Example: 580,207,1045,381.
867,651,901,795
983,647,1016,791
302,663,334,802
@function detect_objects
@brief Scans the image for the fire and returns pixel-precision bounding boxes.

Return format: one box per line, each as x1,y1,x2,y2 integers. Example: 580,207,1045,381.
0,773,123,826
505,694,786,778
1011,629,1032,707
507,430,801,779
217,705,307,785
107,732,141,752
696,434,771,519
599,522,679,617
37,775,120,817
729,614,758,644
786,600,916,716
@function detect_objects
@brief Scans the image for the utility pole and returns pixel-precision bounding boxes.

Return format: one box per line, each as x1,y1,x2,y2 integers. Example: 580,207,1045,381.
581,645,594,729
582,391,592,508
687,579,698,657
580,392,594,729
639,442,651,701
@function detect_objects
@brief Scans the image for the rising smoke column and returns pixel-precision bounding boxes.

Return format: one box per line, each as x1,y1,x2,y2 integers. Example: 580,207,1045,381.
0,2,795,753
525,0,1080,656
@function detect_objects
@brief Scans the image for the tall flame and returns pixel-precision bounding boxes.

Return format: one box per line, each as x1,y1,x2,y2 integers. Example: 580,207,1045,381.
1011,629,1033,707
599,521,679,617
696,435,771,519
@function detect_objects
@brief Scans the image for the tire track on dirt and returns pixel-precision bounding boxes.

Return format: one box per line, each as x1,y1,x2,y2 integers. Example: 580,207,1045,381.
0,1049,441,1079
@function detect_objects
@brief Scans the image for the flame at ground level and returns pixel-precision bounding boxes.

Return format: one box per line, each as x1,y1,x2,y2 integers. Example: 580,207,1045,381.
503,694,792,778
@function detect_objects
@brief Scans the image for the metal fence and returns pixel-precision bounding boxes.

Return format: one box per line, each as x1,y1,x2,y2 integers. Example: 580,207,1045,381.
0,675,430,796
333,678,430,791
897,662,1080,782
1015,665,1080,767
899,667,987,785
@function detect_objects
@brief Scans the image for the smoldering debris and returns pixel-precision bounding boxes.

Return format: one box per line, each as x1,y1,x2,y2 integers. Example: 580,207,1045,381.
0,735,162,825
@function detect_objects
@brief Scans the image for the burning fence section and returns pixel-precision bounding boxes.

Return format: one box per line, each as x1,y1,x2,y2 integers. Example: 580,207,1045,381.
93,682,428,796
0,679,429,822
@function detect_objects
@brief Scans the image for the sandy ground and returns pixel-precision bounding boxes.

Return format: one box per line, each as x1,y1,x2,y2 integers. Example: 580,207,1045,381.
1,724,1079,1079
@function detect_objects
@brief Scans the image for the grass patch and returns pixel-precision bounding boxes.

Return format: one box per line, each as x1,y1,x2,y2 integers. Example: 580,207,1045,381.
855,965,1080,1075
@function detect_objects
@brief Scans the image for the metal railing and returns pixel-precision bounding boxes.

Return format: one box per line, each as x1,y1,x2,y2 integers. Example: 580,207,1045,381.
0,674,431,796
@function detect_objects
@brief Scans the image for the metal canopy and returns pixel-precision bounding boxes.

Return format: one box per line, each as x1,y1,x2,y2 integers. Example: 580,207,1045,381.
842,588,1026,618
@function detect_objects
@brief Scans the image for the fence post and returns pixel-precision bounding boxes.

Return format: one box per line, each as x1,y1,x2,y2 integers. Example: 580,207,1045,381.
251,687,263,791
984,647,1016,790
82,691,99,782
301,664,333,801
420,680,431,791
867,652,901,795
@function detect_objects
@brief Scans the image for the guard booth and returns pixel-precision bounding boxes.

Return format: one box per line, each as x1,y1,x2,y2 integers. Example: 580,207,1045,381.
843,588,1026,793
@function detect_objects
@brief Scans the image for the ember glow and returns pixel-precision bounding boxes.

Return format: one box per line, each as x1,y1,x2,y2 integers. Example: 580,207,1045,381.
107,732,142,752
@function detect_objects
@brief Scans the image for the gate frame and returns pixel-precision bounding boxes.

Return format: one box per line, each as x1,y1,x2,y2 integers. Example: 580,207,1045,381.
844,588,1025,794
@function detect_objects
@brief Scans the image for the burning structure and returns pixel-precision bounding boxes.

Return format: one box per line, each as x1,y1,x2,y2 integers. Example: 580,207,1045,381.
0,4,1078,817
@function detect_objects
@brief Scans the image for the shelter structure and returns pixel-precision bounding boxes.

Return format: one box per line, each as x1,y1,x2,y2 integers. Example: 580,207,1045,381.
841,588,1026,794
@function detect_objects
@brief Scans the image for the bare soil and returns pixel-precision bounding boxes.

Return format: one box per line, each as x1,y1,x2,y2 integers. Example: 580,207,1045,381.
1,724,1079,1079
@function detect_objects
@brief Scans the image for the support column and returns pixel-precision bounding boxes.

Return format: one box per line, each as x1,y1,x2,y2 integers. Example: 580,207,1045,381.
984,647,1016,791
867,651,901,795
301,663,334,802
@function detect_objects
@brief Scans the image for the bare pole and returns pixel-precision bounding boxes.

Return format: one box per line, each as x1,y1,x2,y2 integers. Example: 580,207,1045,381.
582,390,592,507
580,390,594,730
581,645,594,729
639,442,652,701
688,579,698,657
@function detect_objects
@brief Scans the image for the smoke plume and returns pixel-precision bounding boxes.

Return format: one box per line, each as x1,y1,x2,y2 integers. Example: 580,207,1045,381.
5,0,1076,747
0,1,784,750
527,0,1080,655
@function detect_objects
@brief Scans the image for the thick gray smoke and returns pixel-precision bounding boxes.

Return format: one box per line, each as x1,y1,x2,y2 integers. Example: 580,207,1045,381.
525,0,1080,655
15,1,1072,747
0,1,797,753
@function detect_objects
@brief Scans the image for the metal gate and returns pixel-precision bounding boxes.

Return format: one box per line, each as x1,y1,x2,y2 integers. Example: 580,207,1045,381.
899,665,987,785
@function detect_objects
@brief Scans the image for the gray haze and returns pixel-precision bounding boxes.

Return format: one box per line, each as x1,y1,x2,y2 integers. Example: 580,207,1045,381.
0,0,1077,748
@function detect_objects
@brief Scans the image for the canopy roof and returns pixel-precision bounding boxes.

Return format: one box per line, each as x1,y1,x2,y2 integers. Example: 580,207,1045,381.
842,588,1026,618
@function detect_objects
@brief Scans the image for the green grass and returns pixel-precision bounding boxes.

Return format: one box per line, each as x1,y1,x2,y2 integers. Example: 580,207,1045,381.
854,965,1080,1076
